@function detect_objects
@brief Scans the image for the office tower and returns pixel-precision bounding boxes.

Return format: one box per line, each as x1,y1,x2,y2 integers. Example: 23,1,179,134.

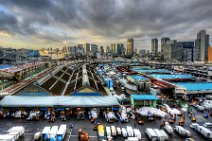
180,42,194,62
91,44,98,57
127,38,134,56
161,37,170,56
100,46,104,55
163,40,177,61
77,44,84,55
195,30,210,61
111,44,117,55
83,43,90,56
151,38,158,56
117,43,124,55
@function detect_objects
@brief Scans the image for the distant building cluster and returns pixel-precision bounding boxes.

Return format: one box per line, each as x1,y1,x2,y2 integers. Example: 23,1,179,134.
0,47,40,65
0,29,211,64
151,29,211,62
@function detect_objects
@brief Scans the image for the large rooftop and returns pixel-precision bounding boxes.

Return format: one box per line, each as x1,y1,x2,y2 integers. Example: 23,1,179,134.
148,74,194,80
37,64,107,96
175,82,212,91
131,69,171,74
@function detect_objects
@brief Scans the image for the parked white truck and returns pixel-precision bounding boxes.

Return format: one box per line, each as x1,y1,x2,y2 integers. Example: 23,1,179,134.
174,126,191,137
56,124,67,141
196,125,212,139
145,128,157,141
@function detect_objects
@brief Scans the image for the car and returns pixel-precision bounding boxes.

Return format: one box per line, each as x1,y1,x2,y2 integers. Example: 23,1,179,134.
190,123,199,129
203,122,212,128
185,138,196,141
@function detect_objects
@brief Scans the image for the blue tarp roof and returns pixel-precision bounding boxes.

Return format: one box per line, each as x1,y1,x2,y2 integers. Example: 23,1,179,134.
129,75,148,81
131,94,157,100
175,82,212,91
131,69,171,74
0,65,12,69
148,74,194,80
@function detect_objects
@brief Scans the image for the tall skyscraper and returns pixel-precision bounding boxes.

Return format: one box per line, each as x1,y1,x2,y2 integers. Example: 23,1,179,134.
117,43,124,55
100,46,104,55
91,44,98,57
151,38,158,56
83,43,90,56
111,44,117,55
161,37,170,57
195,30,210,61
163,40,177,61
127,38,134,56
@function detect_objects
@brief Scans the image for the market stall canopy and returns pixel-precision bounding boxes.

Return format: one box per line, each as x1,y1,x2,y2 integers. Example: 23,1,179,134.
0,96,120,107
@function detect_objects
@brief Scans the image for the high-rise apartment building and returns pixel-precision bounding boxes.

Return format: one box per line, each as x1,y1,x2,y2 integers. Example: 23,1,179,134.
195,30,210,61
111,44,117,55
90,44,98,57
151,38,158,56
127,38,134,56
117,43,124,55
161,37,170,57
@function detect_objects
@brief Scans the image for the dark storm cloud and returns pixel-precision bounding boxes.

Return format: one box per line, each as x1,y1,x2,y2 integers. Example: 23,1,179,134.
0,0,212,46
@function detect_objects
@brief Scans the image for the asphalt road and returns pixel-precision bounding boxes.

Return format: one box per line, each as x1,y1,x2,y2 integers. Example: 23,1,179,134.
0,107,211,141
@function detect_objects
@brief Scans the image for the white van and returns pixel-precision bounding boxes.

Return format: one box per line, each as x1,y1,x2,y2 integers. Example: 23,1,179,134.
7,126,25,141
111,126,117,136
154,129,166,141
133,129,141,140
116,127,122,136
106,126,111,138
164,125,174,135
174,126,191,137
196,126,212,139
57,124,67,141
42,126,51,140
121,128,128,138
0,134,15,141
126,126,134,137
48,126,58,140
145,128,157,141
160,130,169,141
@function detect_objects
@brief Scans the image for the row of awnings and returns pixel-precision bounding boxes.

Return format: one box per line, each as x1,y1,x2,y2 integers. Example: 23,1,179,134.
0,96,120,107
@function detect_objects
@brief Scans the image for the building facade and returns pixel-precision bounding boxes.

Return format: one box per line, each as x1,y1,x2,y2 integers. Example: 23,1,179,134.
181,42,194,62
161,37,170,58
151,38,158,56
195,30,210,61
127,38,134,56
83,43,91,56
117,43,124,56
111,44,117,55
91,44,98,57
163,40,177,61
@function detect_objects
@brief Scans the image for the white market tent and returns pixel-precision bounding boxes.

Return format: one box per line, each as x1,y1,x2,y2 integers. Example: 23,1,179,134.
0,96,120,107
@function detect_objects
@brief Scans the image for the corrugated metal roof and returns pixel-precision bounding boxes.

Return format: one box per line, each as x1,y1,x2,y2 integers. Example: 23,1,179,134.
0,96,120,107
131,94,157,100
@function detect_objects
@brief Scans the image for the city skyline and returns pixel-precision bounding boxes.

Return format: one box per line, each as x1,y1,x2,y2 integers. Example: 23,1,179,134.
0,0,212,50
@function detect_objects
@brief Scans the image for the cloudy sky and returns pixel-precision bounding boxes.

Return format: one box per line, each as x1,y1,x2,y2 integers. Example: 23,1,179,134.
0,0,212,50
